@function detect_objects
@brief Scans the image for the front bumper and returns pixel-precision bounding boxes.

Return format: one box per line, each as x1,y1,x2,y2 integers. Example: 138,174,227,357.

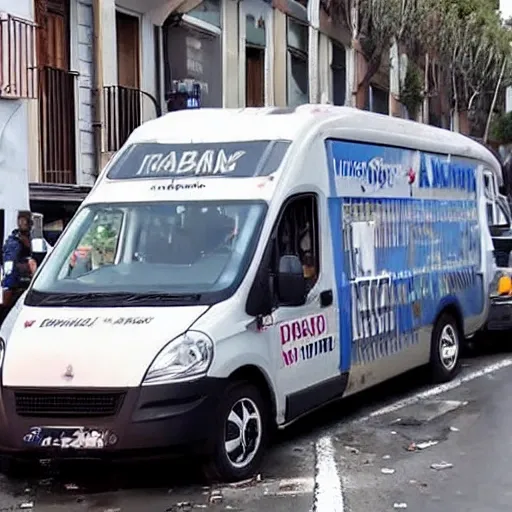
0,377,225,459
486,296,512,331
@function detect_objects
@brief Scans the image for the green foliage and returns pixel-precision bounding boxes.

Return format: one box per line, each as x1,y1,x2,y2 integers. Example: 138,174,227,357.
81,210,122,256
414,0,511,125
400,63,423,119
491,112,512,144
326,0,511,123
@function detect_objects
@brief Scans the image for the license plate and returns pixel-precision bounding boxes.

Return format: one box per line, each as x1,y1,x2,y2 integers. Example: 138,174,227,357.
23,427,111,449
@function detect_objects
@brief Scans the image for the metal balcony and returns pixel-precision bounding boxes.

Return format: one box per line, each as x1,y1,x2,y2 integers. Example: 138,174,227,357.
103,85,161,152
39,66,77,184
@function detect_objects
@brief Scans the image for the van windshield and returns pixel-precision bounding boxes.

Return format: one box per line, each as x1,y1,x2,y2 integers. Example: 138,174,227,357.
26,201,267,307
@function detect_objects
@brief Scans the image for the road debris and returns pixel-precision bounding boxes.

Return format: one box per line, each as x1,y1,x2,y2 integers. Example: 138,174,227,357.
19,503,34,510
393,503,408,509
390,431,398,435
229,476,257,488
345,445,360,454
450,426,460,432
407,440,439,451
383,455,391,459
381,468,396,474
431,462,453,471
209,490,223,504
417,440,439,450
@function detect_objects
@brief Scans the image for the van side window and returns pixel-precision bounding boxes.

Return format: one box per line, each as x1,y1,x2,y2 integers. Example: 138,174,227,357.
274,195,319,292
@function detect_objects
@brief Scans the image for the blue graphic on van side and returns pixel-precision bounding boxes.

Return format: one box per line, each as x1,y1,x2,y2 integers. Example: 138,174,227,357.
325,140,483,370
328,139,477,198
418,153,476,193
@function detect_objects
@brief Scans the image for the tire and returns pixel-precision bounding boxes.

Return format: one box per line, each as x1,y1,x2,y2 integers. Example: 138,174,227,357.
429,313,462,383
203,381,268,483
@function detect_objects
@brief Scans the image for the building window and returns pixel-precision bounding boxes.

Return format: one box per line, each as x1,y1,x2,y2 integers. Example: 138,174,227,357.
186,0,222,28
370,85,389,115
163,22,222,109
287,17,308,107
246,12,266,107
331,42,346,106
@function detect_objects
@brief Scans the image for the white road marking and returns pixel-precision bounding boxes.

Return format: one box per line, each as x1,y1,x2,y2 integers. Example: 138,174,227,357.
314,436,344,512
361,357,512,420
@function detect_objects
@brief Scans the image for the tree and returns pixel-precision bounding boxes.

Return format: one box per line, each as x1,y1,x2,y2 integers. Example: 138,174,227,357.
490,112,512,145
416,0,512,134
322,0,419,105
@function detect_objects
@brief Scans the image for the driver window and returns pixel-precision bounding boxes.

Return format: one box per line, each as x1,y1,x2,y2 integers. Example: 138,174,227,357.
274,194,319,292
69,210,123,275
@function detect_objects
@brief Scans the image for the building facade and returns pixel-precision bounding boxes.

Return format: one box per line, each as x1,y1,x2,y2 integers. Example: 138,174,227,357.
0,0,407,238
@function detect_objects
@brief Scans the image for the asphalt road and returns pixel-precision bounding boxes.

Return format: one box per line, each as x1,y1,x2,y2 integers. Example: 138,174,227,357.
333,350,512,511
0,340,511,512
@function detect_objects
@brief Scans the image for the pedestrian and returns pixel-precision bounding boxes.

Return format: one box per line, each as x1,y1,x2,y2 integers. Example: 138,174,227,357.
0,211,38,324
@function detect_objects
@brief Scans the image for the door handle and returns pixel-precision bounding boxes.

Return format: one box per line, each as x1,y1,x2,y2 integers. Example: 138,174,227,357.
320,289,333,307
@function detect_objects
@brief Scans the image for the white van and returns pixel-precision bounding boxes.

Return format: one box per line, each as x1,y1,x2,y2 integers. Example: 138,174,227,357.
0,105,498,481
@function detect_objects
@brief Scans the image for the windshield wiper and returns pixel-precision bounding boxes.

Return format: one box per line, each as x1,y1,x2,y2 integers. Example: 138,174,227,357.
37,292,136,305
123,292,201,303
35,291,201,306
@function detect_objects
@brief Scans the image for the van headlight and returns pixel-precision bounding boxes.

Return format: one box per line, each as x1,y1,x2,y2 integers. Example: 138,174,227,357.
142,331,214,385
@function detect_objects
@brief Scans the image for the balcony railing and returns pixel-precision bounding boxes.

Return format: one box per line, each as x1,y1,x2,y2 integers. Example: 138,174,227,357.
103,85,161,152
39,66,77,184
0,12,38,99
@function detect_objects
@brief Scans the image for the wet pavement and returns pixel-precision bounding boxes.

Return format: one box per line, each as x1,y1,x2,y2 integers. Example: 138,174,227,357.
0,341,512,511
333,352,512,511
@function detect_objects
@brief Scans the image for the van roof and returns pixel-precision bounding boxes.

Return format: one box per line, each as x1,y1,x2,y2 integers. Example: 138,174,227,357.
127,105,501,179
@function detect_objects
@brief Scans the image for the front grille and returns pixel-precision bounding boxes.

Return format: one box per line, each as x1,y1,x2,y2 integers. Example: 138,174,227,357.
14,391,125,418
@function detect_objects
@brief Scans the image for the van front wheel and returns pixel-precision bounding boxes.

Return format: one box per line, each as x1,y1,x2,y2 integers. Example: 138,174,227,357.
204,381,268,482
430,313,461,383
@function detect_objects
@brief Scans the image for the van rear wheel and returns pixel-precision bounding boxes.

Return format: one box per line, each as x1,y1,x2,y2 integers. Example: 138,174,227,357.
430,313,461,383
203,381,268,482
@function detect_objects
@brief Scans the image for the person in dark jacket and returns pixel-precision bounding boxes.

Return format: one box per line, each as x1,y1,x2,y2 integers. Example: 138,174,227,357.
0,211,37,322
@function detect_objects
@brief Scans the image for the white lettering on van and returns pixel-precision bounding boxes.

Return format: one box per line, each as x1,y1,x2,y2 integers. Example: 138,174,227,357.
136,149,247,177
333,157,402,190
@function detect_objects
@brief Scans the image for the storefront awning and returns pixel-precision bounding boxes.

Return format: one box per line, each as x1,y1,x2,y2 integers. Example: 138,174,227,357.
29,183,92,203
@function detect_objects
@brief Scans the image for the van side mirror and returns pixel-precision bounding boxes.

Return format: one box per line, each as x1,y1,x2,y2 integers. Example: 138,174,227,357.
277,255,307,307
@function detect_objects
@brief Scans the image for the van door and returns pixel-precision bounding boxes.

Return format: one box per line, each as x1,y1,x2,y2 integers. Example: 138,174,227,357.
260,193,341,423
